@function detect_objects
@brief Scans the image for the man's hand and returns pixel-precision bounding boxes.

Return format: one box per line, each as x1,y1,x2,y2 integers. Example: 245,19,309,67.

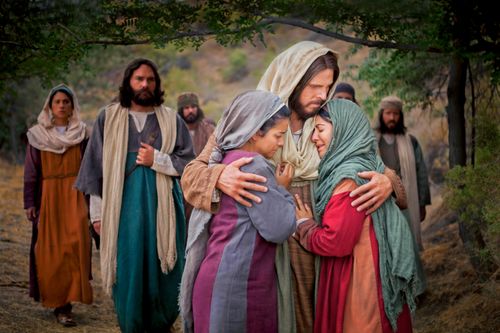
295,194,313,222
216,157,268,208
25,207,37,221
275,163,294,189
136,142,154,167
350,171,392,214
92,221,101,235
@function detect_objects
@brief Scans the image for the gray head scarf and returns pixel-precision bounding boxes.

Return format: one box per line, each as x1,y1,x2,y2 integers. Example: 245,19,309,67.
180,90,286,333
210,90,286,164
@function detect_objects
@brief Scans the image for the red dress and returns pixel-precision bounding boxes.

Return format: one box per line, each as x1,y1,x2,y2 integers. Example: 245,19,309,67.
296,180,412,333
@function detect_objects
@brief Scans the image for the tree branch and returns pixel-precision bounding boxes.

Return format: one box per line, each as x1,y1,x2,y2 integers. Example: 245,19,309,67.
261,16,444,53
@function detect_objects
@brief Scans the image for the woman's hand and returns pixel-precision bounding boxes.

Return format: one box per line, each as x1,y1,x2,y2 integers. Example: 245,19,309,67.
25,207,37,221
275,163,294,189
92,221,101,235
350,171,392,214
295,194,313,222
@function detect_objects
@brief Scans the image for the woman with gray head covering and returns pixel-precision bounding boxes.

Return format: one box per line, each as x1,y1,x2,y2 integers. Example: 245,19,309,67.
181,90,297,333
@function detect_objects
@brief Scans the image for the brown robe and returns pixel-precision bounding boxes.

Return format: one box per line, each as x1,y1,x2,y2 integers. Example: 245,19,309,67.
24,143,92,307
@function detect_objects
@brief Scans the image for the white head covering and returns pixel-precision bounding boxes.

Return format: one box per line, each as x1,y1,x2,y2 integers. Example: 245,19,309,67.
27,83,87,153
257,41,339,181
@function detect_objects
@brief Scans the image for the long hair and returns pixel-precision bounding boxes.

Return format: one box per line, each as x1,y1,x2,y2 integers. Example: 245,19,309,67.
119,58,165,107
377,109,407,134
288,52,340,113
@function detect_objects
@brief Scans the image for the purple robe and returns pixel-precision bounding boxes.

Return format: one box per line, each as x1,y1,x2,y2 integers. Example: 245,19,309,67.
192,150,296,333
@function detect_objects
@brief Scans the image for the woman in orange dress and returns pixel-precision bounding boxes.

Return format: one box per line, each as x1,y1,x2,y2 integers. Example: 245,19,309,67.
23,84,92,327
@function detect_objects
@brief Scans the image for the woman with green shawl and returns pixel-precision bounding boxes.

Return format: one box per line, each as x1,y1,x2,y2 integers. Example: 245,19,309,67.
294,99,425,333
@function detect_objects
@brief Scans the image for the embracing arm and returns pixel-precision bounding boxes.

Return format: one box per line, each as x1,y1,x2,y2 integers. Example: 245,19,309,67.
244,158,296,243
180,133,268,213
180,134,226,213
349,166,407,214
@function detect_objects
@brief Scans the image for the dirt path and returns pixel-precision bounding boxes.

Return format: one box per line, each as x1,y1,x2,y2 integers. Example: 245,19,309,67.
0,160,498,332
0,161,119,333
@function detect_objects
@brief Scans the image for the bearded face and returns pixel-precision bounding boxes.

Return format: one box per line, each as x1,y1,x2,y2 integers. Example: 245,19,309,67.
132,88,156,106
182,105,199,123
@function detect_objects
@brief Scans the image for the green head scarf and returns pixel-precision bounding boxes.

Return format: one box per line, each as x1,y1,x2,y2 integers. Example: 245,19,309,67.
314,99,426,330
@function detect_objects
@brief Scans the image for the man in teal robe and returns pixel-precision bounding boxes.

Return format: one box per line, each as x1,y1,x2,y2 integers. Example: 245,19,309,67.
76,58,194,332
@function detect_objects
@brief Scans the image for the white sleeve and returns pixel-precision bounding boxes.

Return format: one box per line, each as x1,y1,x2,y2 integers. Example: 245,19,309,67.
151,149,180,176
90,195,102,223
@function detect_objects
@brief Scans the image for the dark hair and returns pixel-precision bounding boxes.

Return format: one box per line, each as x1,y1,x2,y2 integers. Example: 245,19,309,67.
317,107,332,123
49,89,74,109
258,106,291,135
288,52,340,113
119,58,165,107
377,108,407,134
333,82,358,105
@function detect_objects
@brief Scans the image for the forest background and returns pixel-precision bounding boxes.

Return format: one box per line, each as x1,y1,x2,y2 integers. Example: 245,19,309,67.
0,1,498,332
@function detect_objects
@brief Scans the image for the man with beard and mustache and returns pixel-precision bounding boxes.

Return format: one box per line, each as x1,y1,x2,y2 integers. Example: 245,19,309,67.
76,58,194,333
180,42,407,333
375,95,431,251
177,92,216,156
177,92,215,222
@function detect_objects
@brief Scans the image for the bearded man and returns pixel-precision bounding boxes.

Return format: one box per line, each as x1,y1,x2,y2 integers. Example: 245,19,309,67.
177,92,216,156
375,95,431,250
180,42,407,333
76,58,194,332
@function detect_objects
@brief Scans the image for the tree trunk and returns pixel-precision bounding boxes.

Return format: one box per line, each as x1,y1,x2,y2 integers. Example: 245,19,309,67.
446,56,467,168
447,56,498,278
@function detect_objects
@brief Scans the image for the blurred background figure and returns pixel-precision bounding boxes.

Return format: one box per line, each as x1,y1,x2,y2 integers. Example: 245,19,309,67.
332,82,358,105
374,96,431,250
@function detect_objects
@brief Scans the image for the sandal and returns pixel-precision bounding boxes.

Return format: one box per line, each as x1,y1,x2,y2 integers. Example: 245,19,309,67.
55,313,77,327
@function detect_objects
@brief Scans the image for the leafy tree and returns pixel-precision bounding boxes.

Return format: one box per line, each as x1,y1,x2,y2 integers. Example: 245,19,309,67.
2,0,499,274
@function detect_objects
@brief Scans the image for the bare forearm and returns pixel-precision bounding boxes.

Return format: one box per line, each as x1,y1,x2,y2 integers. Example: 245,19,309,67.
384,167,407,209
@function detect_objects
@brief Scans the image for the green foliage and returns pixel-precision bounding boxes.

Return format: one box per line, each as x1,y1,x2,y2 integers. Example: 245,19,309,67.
445,107,500,266
356,49,449,115
222,49,249,83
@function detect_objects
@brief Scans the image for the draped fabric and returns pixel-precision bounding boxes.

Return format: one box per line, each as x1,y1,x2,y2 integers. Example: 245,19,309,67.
256,41,339,333
100,103,178,294
314,99,425,329
112,153,186,332
180,90,286,333
27,84,87,154
257,41,339,181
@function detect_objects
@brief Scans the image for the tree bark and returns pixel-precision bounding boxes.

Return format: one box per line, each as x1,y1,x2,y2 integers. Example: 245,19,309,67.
446,56,467,168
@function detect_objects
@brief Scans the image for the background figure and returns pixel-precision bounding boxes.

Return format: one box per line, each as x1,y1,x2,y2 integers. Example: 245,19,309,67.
295,99,425,333
374,96,431,250
23,84,92,327
332,82,358,105
177,92,215,223
76,58,194,332
177,92,216,156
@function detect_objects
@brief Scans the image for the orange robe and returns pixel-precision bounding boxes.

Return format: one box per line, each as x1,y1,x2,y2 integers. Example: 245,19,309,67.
35,145,92,307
